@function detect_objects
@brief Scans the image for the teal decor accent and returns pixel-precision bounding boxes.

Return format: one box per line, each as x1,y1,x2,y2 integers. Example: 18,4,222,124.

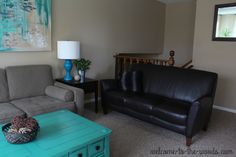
0,110,112,157
64,59,73,81
0,0,52,52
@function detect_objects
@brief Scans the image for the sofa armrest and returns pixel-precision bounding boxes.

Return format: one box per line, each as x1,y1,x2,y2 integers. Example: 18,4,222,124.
45,86,74,102
100,79,118,114
187,97,213,137
100,79,118,92
54,82,84,115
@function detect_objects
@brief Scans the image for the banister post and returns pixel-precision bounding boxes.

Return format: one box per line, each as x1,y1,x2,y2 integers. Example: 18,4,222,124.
168,50,175,66
114,53,119,79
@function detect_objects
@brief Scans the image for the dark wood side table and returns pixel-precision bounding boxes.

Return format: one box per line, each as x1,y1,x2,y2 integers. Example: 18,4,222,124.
55,78,99,113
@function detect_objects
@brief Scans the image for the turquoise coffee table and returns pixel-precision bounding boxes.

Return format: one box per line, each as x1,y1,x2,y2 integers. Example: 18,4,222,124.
0,110,112,157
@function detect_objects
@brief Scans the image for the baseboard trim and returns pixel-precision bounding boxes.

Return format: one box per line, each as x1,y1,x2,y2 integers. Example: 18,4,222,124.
213,105,236,114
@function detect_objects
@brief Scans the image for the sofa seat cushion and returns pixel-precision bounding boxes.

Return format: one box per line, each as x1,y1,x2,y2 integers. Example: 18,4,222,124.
105,90,135,106
124,94,167,114
0,103,25,124
152,100,190,125
11,96,75,116
122,93,190,125
106,91,189,125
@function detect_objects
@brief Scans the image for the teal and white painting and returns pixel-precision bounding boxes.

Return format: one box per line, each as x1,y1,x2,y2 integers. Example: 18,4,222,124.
0,0,51,52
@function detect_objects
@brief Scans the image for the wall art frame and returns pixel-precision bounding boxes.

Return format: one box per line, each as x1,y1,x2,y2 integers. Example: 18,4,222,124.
0,0,52,52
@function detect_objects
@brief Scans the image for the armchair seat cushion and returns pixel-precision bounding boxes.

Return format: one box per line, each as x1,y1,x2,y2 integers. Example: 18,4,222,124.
0,103,25,124
11,96,75,116
152,100,190,125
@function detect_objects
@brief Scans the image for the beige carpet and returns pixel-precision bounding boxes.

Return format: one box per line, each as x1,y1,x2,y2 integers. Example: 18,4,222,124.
84,104,236,157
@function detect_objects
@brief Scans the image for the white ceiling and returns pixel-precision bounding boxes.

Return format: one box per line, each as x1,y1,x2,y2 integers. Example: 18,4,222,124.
157,0,193,4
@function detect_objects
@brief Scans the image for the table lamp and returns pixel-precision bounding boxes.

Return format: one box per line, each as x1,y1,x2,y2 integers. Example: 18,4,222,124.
57,41,80,81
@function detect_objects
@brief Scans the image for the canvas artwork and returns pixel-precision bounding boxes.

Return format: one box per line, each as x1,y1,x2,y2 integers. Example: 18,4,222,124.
0,0,51,52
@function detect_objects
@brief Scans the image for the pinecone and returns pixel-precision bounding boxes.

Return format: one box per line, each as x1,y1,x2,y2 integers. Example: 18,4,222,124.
11,116,26,130
24,117,39,131
10,116,39,133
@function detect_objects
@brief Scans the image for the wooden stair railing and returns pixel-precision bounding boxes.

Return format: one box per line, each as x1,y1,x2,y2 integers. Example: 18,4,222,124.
181,60,193,69
114,51,175,79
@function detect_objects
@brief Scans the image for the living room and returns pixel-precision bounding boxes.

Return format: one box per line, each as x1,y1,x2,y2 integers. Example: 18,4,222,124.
0,0,236,157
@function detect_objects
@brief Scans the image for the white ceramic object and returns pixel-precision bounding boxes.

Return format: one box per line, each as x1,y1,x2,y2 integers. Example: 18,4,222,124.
74,75,80,81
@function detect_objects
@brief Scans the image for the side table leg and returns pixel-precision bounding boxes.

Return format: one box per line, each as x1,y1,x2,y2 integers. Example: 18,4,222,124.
95,84,98,113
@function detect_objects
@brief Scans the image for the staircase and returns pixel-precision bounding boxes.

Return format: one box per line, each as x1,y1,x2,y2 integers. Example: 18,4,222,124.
181,60,194,69
114,51,193,79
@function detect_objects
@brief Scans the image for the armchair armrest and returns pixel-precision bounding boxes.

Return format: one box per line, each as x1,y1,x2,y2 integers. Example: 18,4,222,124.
100,79,118,92
54,82,84,115
187,97,213,137
45,86,74,102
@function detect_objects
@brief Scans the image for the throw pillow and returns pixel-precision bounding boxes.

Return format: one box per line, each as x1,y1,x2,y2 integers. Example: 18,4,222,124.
120,71,143,93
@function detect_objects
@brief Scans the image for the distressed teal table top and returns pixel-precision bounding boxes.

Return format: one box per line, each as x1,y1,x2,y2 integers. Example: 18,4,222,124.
0,110,112,157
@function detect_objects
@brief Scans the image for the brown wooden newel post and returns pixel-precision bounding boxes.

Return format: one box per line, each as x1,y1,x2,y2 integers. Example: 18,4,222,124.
168,50,175,66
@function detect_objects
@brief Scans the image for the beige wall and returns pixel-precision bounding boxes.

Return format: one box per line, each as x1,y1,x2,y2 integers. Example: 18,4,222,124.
193,0,236,110
162,0,196,66
0,0,165,79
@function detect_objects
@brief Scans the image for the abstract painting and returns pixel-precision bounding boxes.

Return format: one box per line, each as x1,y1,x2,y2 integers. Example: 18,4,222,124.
0,0,51,52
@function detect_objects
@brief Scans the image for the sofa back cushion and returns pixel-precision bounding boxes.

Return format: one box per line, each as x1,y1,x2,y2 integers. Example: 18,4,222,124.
131,64,218,103
6,65,54,100
0,69,9,102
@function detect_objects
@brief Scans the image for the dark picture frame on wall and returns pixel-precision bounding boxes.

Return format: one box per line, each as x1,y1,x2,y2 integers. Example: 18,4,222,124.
212,3,236,41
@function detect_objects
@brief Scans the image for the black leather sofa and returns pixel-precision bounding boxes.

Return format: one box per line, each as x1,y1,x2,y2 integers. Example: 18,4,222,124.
100,64,218,146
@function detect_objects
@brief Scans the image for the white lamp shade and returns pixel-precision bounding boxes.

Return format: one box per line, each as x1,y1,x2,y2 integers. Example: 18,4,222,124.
57,41,80,59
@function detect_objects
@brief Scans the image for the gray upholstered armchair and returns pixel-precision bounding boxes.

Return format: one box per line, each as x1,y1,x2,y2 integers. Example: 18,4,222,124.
0,65,84,124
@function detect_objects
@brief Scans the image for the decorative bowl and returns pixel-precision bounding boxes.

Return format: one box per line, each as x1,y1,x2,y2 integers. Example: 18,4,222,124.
2,123,39,144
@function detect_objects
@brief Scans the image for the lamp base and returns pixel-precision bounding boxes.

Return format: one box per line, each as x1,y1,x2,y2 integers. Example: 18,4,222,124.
64,59,73,81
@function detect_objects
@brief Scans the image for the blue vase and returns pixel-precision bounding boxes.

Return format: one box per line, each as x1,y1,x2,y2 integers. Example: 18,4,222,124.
64,60,73,81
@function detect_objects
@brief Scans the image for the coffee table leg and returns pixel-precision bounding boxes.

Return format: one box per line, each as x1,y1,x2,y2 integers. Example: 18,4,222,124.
104,136,110,157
